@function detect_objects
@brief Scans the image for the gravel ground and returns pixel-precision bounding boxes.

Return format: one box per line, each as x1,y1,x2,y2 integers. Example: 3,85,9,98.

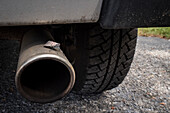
0,36,169,113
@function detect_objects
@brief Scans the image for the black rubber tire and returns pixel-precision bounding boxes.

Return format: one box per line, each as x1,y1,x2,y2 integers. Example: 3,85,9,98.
71,24,137,94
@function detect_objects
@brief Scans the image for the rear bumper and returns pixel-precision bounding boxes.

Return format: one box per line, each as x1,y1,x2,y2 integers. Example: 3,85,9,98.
0,0,103,26
1,0,169,28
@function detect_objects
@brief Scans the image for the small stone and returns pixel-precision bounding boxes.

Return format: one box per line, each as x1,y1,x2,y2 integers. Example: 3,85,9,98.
111,106,115,110
160,102,166,105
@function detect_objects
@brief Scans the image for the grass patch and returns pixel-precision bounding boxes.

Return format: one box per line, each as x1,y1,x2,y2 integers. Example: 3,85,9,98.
138,27,170,39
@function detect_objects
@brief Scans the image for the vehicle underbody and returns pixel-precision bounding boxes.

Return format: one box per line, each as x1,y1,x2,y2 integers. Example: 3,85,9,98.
0,0,169,103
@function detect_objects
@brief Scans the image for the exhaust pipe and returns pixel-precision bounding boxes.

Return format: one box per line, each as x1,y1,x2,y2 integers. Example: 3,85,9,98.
15,29,75,103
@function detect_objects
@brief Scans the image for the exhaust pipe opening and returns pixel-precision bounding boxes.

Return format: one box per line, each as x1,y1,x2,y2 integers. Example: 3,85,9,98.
16,29,75,103
18,59,71,102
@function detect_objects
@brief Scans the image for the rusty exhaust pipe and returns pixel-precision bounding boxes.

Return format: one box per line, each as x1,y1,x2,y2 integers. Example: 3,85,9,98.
15,29,75,103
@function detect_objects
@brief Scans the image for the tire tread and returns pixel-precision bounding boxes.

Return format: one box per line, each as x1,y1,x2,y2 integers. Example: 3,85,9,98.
78,25,137,93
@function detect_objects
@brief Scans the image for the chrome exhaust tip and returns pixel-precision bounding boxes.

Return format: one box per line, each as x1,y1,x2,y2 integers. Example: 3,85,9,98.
15,29,75,103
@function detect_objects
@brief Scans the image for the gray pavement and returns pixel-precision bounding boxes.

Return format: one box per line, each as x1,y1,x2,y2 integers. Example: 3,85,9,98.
0,37,169,113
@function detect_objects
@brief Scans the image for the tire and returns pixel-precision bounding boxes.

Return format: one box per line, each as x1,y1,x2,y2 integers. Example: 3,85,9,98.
63,24,137,94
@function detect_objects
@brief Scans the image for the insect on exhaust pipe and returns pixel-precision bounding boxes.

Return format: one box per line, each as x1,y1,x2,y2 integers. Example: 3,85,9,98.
15,29,75,103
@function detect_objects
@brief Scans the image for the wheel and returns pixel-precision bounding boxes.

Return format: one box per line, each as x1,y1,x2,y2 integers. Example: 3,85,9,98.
60,24,137,94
